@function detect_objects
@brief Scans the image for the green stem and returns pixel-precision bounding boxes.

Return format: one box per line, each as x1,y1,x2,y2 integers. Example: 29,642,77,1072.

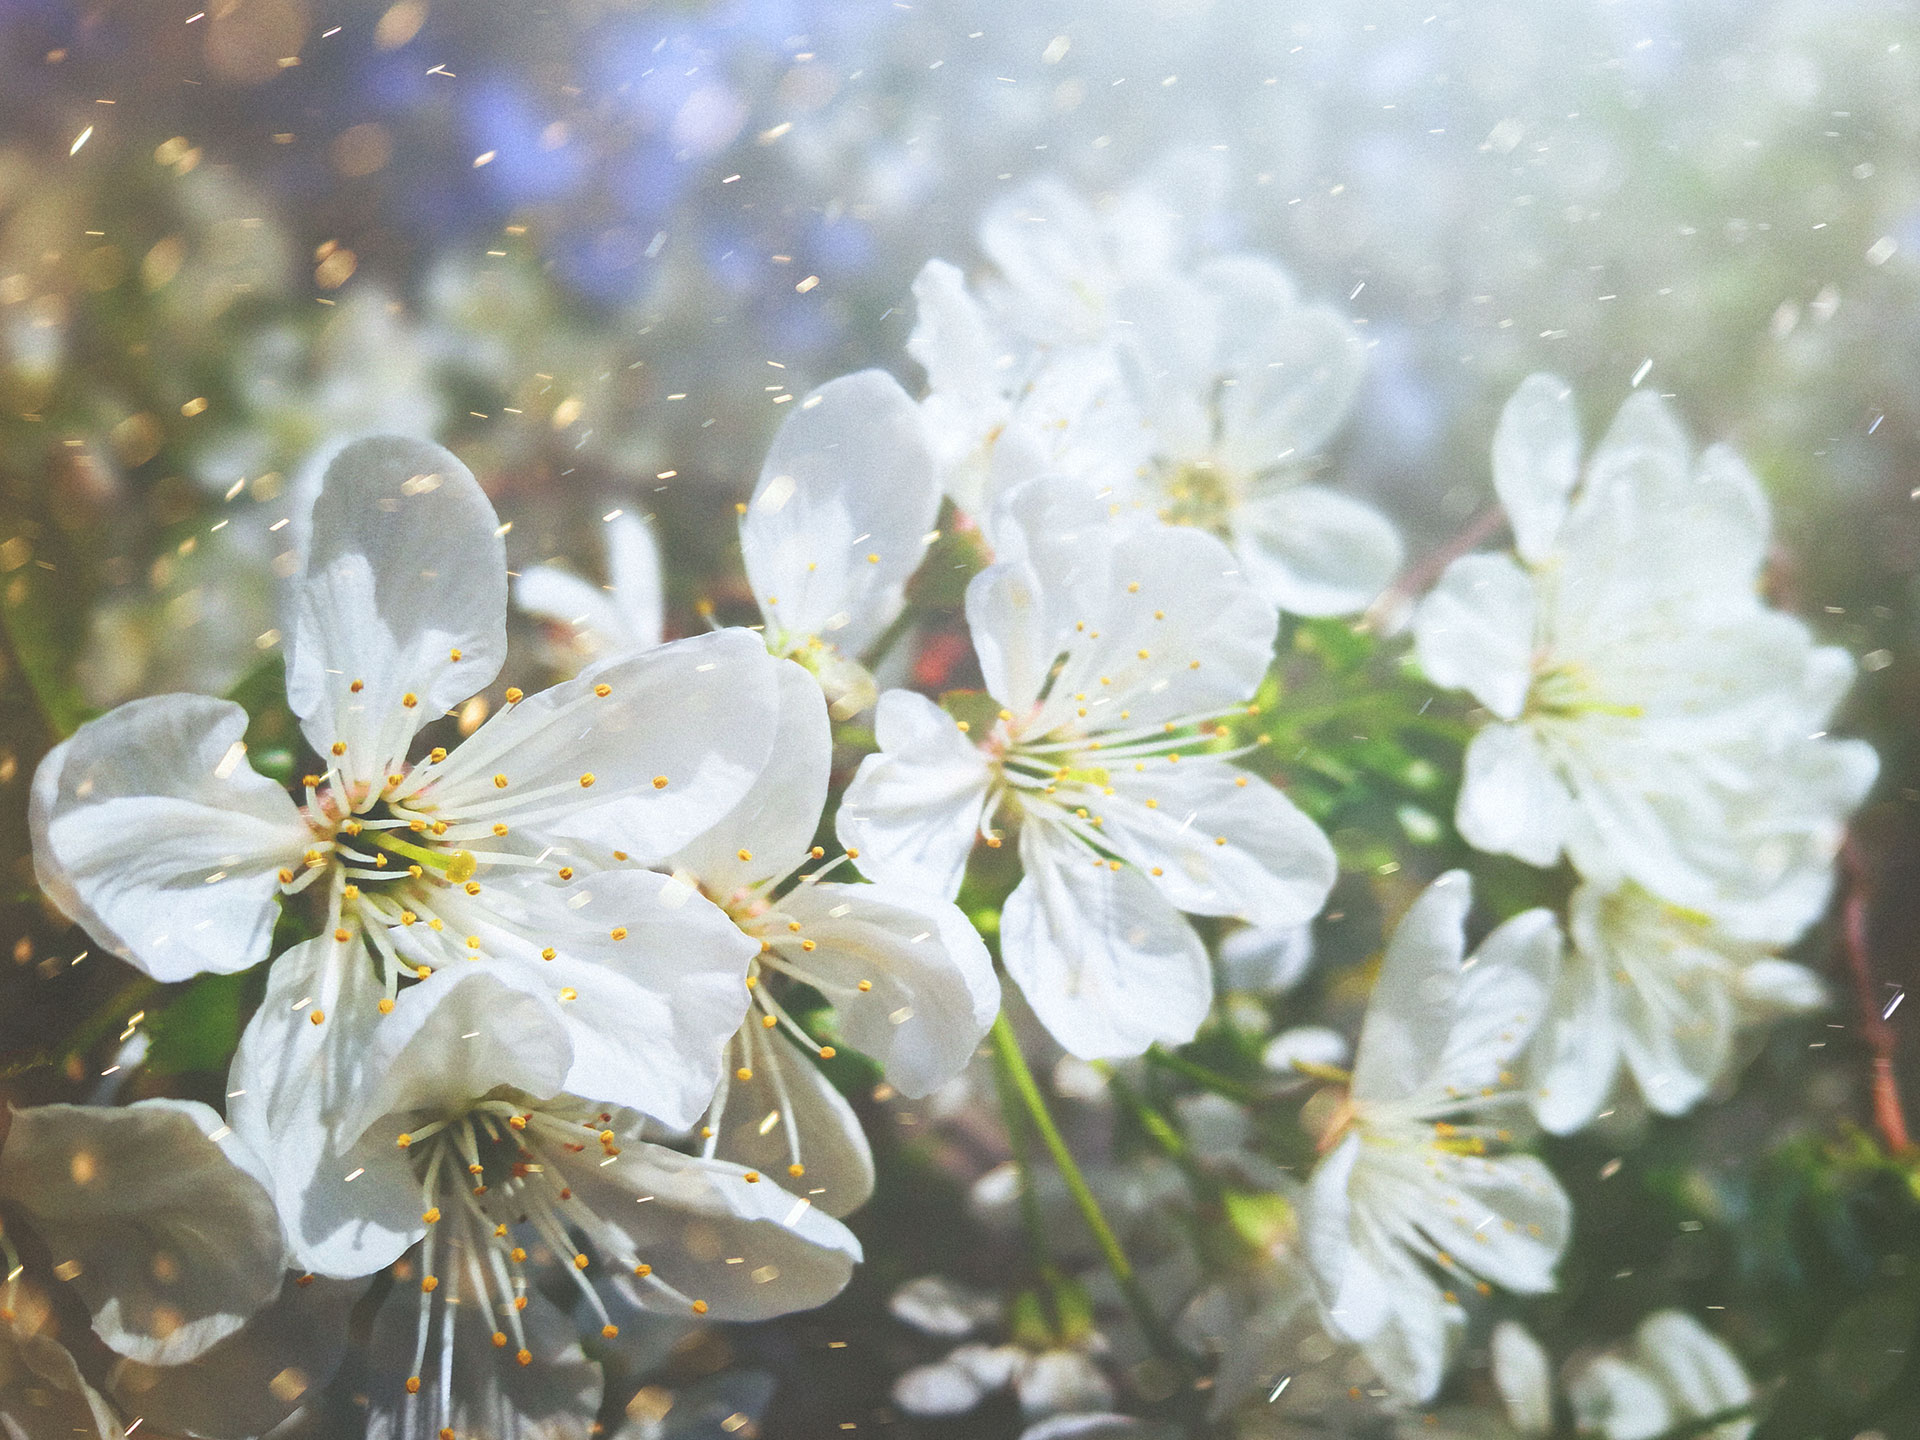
1097,1063,1219,1201
989,1014,1052,1276
1146,1045,1268,1107
989,1013,1195,1371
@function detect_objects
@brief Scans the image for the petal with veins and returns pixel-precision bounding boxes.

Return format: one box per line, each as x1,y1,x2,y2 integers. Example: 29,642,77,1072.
710,1029,875,1220
837,689,992,900
1413,553,1536,722
1491,373,1581,565
30,694,310,982
1231,484,1404,619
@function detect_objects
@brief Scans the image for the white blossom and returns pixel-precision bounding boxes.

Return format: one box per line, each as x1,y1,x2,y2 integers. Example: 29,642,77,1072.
838,478,1335,1058
516,511,666,669
1567,1310,1754,1440
1413,375,1877,943
36,437,785,1146
1303,871,1570,1403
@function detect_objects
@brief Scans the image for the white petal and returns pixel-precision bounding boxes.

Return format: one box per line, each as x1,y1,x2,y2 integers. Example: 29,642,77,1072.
1231,484,1404,618
668,659,830,897
30,695,308,982
1042,522,1277,733
606,511,666,649
1359,1253,1455,1404
108,1274,368,1440
1526,924,1620,1135
1420,1150,1572,1295
452,868,755,1129
1735,959,1825,1017
338,966,576,1143
1020,1412,1160,1440
1219,922,1315,993
1633,1310,1752,1428
837,689,992,900
227,936,414,1278
425,628,782,865
1490,1320,1554,1437
1567,1354,1674,1440
1457,724,1573,869
1102,761,1336,929
893,1351,999,1417
1350,871,1473,1106
711,1028,875,1219
744,369,941,654
1303,1134,1386,1340
572,1143,861,1320
1200,256,1365,472
1434,906,1560,1099
287,437,506,790
772,882,1000,1097
0,1099,283,1366
888,1275,1001,1338
1001,824,1211,1059
1492,373,1581,564
909,260,1010,482
1014,1350,1115,1418
363,1282,600,1440
1413,553,1536,721
979,178,1113,343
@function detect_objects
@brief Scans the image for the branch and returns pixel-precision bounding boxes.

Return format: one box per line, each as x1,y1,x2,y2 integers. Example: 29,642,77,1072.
1840,831,1912,1154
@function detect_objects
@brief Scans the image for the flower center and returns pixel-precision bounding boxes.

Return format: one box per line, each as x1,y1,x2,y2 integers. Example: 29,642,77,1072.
1157,458,1242,533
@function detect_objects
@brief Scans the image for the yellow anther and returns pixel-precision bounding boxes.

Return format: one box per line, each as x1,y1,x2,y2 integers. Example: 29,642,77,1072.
405,1377,421,1394
762,1014,778,1028
736,1067,754,1082
801,938,816,951
397,1133,412,1148
1137,649,1150,660
633,1263,652,1276
1127,581,1140,593
416,964,433,978
449,648,462,662
1151,866,1165,876
573,1253,589,1270
738,848,753,862
492,1331,508,1348
610,927,628,941
653,775,669,789
601,1323,619,1339
818,1046,836,1059
401,911,417,925
594,683,612,698
330,741,346,756
510,1247,527,1263
743,1171,760,1183
857,980,872,992
600,1129,616,1144
867,552,880,564
505,687,524,704
846,847,859,859
423,1207,441,1224
1189,659,1201,669
309,1009,327,1026
541,947,557,961
1215,837,1227,847
466,935,481,949
955,720,970,732
787,920,802,932
464,882,482,897
429,747,447,763
342,884,360,900
277,867,294,883
431,820,448,835
560,988,578,1002
378,997,395,1015
999,708,1013,721
691,1300,709,1314
350,679,364,693
788,1163,806,1178
401,693,418,709
302,774,322,789
420,1275,438,1293
493,773,509,788
579,772,595,788
811,845,825,858
513,1295,527,1310
516,1348,532,1366
557,866,574,880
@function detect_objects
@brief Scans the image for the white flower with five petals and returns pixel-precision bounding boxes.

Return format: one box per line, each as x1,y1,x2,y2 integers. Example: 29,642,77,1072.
35,437,785,1155
239,965,860,1439
838,478,1335,1059
1413,375,1877,943
1304,871,1570,1404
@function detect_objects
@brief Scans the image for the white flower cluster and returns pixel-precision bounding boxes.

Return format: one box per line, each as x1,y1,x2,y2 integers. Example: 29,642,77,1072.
15,165,1875,1438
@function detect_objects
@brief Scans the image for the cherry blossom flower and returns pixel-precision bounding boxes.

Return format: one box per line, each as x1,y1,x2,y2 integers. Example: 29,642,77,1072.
35,437,784,1139
837,478,1335,1058
1526,880,1827,1133
1303,871,1569,1403
1412,375,1877,942
1566,1310,1754,1440
241,965,860,1439
670,660,999,1217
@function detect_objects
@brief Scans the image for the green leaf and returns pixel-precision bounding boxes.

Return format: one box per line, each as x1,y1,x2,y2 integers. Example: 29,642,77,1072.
144,970,251,1076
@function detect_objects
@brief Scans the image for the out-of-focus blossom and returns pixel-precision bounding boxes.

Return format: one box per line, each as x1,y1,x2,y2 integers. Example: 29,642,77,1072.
517,511,667,668
1414,375,1877,943
1304,871,1569,1403
839,478,1334,1058
740,369,943,717
673,660,999,1216
1527,880,1826,1133
1567,1310,1754,1440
